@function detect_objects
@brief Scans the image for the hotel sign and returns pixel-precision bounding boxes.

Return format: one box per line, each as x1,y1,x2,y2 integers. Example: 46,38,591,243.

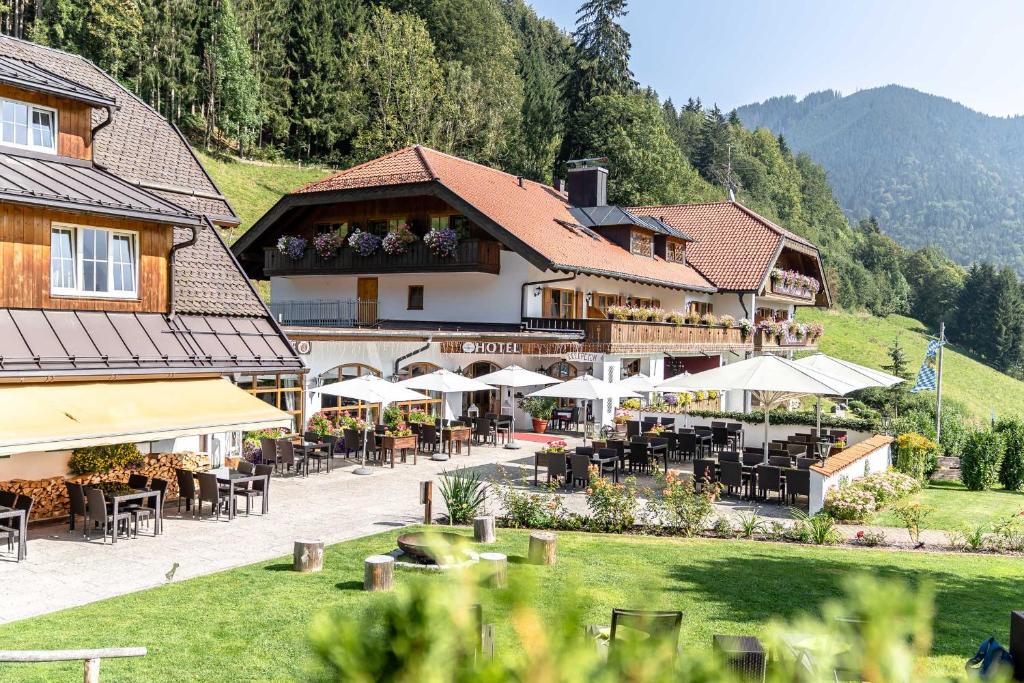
458,341,522,354
441,340,588,356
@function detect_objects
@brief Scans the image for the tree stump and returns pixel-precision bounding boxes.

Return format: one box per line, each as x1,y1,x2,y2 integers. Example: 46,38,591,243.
364,555,395,592
293,540,324,573
479,552,508,588
528,531,556,565
473,515,496,543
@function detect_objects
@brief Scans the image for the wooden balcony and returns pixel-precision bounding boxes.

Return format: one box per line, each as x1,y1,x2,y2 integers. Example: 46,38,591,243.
263,238,501,277
753,329,819,352
523,318,748,354
765,278,817,301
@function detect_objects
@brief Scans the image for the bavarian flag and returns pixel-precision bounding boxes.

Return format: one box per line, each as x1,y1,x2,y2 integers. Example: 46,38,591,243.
910,339,945,393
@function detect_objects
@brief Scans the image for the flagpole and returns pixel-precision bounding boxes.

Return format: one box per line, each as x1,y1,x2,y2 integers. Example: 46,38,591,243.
935,322,945,441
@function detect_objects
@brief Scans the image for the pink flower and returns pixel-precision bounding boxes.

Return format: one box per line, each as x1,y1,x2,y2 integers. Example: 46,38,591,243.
856,530,865,539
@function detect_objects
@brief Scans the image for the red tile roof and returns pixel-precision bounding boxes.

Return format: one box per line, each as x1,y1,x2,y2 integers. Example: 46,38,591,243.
811,434,894,477
294,146,715,292
629,202,817,291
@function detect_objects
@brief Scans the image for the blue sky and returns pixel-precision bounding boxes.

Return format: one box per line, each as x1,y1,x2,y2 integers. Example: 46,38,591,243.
528,0,1024,117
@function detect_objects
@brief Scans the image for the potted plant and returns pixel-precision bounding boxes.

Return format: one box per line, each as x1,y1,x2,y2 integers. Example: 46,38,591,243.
519,396,557,434
348,229,382,256
381,424,417,452
424,226,459,257
313,231,342,259
276,235,307,260
382,223,416,255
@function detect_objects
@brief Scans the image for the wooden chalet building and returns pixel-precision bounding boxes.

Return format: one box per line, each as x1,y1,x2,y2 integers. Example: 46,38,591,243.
0,37,303,480
233,146,830,428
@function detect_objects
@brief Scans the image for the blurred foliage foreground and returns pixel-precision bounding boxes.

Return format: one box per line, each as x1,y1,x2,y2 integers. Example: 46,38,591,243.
305,533,986,683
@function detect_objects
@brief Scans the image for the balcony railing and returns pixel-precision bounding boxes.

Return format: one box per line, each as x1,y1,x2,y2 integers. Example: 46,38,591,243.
523,317,748,353
766,278,817,301
753,329,820,350
270,299,378,328
263,238,501,276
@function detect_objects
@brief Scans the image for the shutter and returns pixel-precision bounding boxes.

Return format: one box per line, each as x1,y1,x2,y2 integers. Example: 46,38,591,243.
653,298,661,309
574,290,585,319
543,287,554,318
707,302,713,313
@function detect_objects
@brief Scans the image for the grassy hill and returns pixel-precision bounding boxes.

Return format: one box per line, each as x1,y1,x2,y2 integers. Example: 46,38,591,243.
801,308,1024,421
196,151,331,243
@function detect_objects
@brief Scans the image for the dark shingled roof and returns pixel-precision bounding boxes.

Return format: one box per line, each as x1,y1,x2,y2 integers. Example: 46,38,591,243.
0,53,115,107
0,308,303,377
0,152,201,224
0,35,236,223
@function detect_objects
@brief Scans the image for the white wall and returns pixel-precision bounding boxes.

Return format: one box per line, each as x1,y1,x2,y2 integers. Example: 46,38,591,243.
710,292,755,320
808,442,892,515
0,450,71,480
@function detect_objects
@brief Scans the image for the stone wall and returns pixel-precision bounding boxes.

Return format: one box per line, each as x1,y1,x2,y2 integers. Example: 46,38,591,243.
1,452,210,521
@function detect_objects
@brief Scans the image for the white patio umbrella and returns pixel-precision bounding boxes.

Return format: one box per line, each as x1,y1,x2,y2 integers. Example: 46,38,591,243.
618,372,659,424
312,375,430,475
795,353,906,433
658,355,854,462
397,368,494,421
471,364,561,449
527,374,640,444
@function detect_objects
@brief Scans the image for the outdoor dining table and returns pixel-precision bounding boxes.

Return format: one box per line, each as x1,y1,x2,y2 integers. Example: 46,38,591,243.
104,487,162,544
589,450,622,483
0,505,27,560
215,469,270,519
298,440,332,473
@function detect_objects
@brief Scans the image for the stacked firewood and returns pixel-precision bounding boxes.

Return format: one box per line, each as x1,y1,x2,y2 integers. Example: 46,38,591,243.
1,452,210,521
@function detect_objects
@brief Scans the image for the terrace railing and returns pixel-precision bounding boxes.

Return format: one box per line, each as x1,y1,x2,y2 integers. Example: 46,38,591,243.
753,329,820,351
523,317,748,353
270,299,378,328
263,238,501,277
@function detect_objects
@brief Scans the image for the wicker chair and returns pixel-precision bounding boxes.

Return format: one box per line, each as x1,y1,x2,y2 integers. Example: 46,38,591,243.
569,453,591,489
609,609,683,659
627,442,650,474
757,465,785,502
65,481,87,534
85,488,130,543
260,437,279,468
693,458,717,491
175,468,198,516
547,453,569,488
197,472,230,520
785,468,811,506
719,461,746,498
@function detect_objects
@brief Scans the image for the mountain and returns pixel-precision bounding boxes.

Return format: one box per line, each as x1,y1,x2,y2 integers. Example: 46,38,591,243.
737,86,1024,273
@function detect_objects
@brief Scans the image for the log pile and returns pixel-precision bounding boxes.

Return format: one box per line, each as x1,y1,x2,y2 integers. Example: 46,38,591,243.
1,452,210,521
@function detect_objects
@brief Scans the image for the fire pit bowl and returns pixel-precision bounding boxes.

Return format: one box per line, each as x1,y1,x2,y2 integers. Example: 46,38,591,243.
396,532,469,564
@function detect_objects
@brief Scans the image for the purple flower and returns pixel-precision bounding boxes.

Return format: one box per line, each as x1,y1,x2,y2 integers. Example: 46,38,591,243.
381,223,416,255
313,232,342,259
348,229,381,256
424,227,458,257
276,235,307,260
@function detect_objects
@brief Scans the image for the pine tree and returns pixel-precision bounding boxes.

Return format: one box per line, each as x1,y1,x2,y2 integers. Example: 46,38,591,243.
882,336,910,418
692,104,728,181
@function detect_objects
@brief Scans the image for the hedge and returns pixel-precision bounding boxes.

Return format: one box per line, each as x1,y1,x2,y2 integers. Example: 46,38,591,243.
68,443,143,475
995,418,1024,491
893,433,940,481
686,409,877,432
960,429,1005,491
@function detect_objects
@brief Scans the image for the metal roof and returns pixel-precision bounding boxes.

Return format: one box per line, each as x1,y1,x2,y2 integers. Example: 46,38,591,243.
0,309,305,377
0,53,115,107
0,152,202,225
568,205,694,241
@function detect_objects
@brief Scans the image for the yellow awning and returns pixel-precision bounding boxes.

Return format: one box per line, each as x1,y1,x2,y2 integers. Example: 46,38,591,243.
0,378,292,456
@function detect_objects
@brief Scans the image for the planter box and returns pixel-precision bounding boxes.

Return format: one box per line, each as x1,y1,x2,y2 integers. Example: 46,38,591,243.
381,435,417,451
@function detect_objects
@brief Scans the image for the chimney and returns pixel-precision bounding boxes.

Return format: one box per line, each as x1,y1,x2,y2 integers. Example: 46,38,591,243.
566,158,608,207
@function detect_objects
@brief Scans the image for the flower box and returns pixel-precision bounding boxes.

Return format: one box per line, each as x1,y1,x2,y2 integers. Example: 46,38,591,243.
381,435,417,451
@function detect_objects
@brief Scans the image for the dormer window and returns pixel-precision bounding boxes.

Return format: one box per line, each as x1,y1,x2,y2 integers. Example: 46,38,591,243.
666,241,686,264
629,230,653,257
1,98,57,152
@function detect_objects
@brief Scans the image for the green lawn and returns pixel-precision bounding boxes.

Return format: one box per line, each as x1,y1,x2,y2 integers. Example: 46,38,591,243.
802,307,1024,421
871,479,1024,531
0,528,1018,681
196,151,331,243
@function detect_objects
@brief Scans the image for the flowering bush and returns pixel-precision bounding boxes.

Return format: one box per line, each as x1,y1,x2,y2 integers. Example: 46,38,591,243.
424,226,458,257
719,314,735,328
853,529,888,547
613,409,630,425
758,319,785,341
494,468,571,529
276,235,307,260
384,426,414,438
664,393,679,406
307,411,335,437
381,223,416,255
824,485,877,521
857,470,921,505
313,231,342,258
771,268,820,295
405,411,431,425
685,310,701,325
631,307,653,321
585,471,639,532
348,229,381,256
645,468,721,537
539,439,568,455
894,432,941,481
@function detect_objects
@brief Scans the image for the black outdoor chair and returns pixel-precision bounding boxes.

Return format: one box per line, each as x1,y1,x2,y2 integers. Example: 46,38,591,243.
238,460,255,475
306,435,335,473
569,453,591,489
233,464,272,516
473,418,496,446
595,447,619,479
712,426,730,452
85,487,130,543
0,490,16,508
419,425,439,455
693,458,717,491
260,437,279,467
277,439,306,476
128,494,157,537
609,609,683,660
175,468,198,515
343,429,364,458
65,481,86,534
757,465,785,502
627,442,651,474
677,432,698,462
786,442,809,458
742,452,765,467
662,431,679,460
127,473,149,489
148,478,168,509
547,453,569,488
769,455,793,468
785,468,810,506
719,451,741,463
2,494,33,550
797,457,818,470
575,446,595,457
719,460,747,498
659,417,675,427
197,472,231,520
626,420,641,439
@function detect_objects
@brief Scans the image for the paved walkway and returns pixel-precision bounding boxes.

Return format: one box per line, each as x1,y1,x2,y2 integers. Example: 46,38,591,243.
0,439,952,624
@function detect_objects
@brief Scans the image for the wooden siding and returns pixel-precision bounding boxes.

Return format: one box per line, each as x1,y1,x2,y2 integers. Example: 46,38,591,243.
0,83,93,160
0,203,171,312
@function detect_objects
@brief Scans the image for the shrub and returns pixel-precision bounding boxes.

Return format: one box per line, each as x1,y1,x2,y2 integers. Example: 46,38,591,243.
894,432,940,481
791,509,841,545
382,405,403,428
711,516,735,538
960,429,1005,491
824,485,877,522
646,469,721,537
893,502,932,546
992,511,1024,552
949,523,990,552
687,408,875,432
853,529,887,547
585,471,639,532
69,443,143,475
312,231,343,258
439,469,487,525
995,417,1024,491
306,411,335,437
856,470,920,506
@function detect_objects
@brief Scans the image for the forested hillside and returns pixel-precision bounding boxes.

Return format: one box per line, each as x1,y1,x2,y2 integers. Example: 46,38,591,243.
5,0,1024,380
737,86,1024,274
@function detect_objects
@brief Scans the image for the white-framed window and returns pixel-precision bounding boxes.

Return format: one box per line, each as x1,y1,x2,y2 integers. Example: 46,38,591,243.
0,97,57,152
49,223,139,298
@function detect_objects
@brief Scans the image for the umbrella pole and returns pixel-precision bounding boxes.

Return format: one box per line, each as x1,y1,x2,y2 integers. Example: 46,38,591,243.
763,401,770,465
816,397,822,434
503,385,521,449
353,408,374,476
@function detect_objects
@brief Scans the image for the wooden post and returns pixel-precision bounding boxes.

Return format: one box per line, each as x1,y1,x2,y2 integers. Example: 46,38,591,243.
84,658,100,683
479,552,508,588
364,555,395,592
421,481,433,525
293,539,324,573
473,515,496,543
480,624,495,660
528,531,556,565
